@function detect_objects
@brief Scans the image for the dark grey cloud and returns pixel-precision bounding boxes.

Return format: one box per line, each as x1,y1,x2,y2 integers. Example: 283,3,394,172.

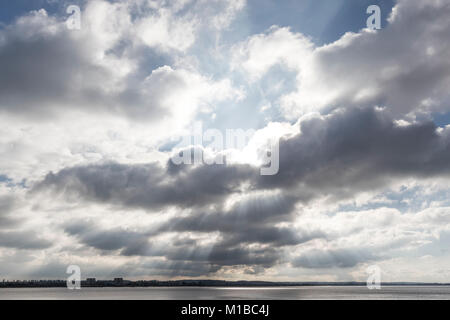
161,194,297,233
0,230,52,250
135,259,222,278
0,15,113,119
159,193,324,248
256,107,450,197
0,195,17,227
63,219,283,275
35,161,257,210
65,222,149,252
0,195,52,250
52,183,323,275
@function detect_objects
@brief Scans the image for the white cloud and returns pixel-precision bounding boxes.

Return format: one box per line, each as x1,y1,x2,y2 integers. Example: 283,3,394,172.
135,7,197,52
232,26,314,81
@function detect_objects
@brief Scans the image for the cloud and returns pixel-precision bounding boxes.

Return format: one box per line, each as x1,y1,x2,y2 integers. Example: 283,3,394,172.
134,0,246,51
0,191,53,251
37,106,450,210
292,247,378,269
0,230,52,250
34,161,257,210
256,107,450,197
61,216,284,273
0,8,128,118
29,105,450,277
0,195,17,227
1,0,450,281
232,26,314,81
159,192,323,246
64,221,150,252
233,0,450,118
0,2,242,125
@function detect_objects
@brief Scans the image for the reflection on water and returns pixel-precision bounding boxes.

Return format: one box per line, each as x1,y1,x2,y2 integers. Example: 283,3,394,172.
1,286,450,300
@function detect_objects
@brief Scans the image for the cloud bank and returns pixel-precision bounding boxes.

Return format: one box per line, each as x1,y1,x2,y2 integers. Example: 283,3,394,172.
1,0,450,282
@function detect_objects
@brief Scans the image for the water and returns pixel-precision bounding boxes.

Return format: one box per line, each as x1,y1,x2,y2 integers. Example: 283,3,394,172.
1,286,450,300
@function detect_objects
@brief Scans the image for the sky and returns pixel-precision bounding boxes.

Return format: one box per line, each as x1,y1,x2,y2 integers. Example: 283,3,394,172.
0,0,450,283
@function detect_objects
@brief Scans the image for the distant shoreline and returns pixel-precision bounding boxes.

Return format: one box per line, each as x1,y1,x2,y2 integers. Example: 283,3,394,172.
1,279,450,289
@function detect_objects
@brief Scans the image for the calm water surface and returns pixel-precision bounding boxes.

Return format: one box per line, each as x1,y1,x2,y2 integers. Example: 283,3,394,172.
1,286,450,300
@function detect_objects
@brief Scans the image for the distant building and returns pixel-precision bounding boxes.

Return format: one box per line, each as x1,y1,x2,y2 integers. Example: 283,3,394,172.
86,278,96,285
